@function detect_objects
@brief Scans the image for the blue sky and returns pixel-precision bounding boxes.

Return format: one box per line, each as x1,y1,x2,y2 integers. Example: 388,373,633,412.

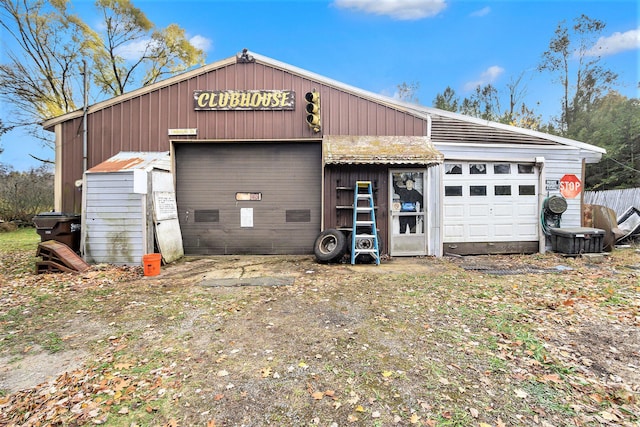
1,0,638,171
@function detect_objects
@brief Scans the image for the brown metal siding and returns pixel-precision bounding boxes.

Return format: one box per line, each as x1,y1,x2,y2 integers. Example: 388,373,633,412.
323,165,390,255
175,142,321,255
58,61,428,212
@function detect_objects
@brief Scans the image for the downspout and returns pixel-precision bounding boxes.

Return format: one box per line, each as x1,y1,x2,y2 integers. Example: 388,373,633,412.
426,114,432,139
536,156,546,254
82,59,88,173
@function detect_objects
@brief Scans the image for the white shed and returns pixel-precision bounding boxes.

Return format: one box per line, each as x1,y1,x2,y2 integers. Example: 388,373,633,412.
81,152,184,266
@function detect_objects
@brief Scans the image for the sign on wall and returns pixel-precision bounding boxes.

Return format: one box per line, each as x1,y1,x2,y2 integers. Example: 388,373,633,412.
560,174,582,199
194,90,295,111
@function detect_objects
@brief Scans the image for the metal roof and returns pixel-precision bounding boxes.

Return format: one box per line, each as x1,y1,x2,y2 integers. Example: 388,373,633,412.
43,49,605,158
323,135,444,165
86,151,170,173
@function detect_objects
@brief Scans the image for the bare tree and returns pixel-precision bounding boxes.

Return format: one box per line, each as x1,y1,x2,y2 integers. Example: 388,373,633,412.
0,166,54,222
396,81,420,104
0,0,205,159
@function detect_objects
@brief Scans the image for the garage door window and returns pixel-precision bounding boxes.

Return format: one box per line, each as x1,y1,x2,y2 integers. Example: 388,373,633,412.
445,185,463,196
470,163,487,174
518,164,535,174
445,164,462,174
470,185,487,196
494,164,511,174
495,185,511,196
519,185,536,195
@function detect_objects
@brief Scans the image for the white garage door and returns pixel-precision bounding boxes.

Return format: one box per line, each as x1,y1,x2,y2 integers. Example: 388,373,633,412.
443,161,539,244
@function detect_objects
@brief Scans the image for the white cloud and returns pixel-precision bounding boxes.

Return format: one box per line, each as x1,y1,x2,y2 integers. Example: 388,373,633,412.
190,35,213,52
463,65,504,91
334,0,447,21
585,28,640,56
115,34,212,61
470,6,490,17
116,39,156,61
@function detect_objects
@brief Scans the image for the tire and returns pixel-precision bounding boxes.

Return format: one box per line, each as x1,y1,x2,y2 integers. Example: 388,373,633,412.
347,229,383,264
313,229,347,263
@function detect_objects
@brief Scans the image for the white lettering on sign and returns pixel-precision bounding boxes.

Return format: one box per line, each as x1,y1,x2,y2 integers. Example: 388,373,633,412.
559,174,582,199
546,179,560,191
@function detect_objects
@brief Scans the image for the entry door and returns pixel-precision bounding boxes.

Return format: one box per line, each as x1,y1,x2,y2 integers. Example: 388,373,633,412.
389,170,428,256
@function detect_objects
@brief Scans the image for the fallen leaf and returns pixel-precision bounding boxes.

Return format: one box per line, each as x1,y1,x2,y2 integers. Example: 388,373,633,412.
540,373,562,384
355,405,364,412
217,370,229,377
382,370,393,377
311,391,324,400
409,413,420,424
600,411,619,421
469,407,479,418
515,388,528,398
479,423,492,427
261,367,272,378
372,411,381,418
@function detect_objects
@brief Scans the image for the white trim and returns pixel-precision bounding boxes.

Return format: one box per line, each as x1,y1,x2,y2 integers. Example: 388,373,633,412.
434,142,578,150
54,124,63,211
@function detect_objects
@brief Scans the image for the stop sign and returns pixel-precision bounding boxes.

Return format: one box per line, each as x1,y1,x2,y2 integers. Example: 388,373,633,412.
560,174,582,199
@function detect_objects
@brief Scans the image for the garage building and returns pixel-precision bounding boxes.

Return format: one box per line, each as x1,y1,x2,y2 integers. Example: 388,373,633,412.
43,49,604,259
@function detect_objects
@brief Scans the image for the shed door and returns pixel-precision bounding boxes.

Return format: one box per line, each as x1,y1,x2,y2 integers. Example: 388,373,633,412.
175,142,321,255
443,161,539,244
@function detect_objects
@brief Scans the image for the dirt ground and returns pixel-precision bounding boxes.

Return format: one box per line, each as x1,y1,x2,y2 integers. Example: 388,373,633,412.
1,249,639,426
2,256,450,393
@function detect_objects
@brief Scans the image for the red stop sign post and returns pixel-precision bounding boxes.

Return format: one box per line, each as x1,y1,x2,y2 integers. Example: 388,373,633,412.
560,174,582,199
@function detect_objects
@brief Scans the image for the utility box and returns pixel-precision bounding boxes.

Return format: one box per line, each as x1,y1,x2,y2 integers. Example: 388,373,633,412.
33,212,81,252
549,227,604,255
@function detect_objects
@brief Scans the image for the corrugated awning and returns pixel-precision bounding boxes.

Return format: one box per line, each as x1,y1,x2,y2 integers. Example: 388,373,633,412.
323,135,443,165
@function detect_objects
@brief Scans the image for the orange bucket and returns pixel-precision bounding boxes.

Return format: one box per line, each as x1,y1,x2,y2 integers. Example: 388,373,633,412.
142,253,162,276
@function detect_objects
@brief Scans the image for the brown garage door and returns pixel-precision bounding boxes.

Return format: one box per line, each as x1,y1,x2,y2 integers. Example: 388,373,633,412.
175,142,321,255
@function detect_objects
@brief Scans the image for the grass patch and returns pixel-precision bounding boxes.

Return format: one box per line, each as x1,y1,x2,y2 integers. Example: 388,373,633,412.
41,332,65,353
0,227,40,252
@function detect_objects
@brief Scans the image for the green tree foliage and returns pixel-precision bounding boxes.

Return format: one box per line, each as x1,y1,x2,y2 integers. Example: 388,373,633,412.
0,0,205,154
537,14,618,133
88,0,205,97
583,93,640,190
0,166,54,222
432,82,542,130
433,86,459,112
